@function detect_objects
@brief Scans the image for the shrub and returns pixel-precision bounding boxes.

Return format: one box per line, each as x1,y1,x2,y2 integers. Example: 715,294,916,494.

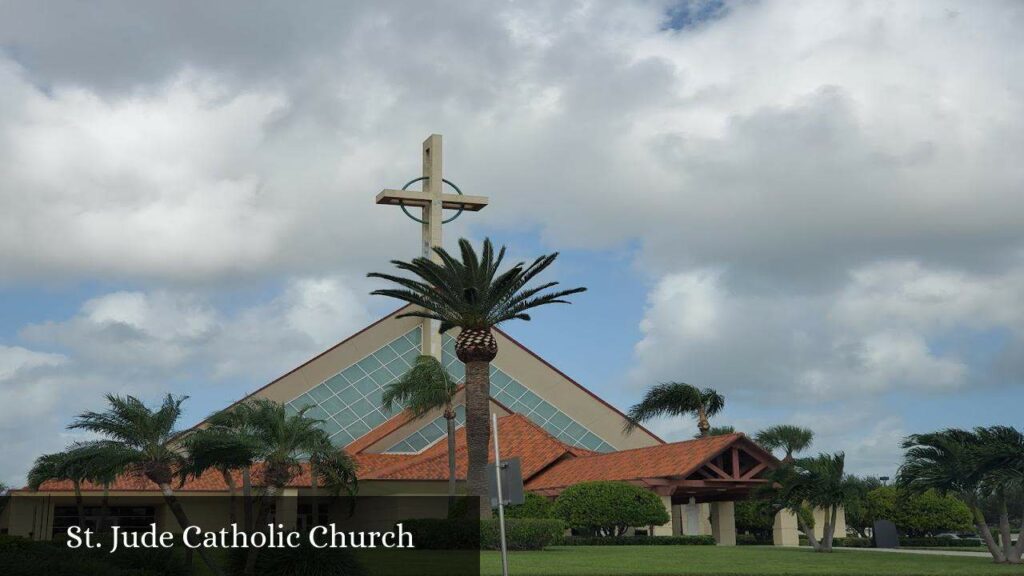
481,518,564,551
865,487,973,537
556,535,715,546
736,533,769,545
553,481,670,536
901,536,982,547
400,518,480,549
226,546,366,576
503,492,555,519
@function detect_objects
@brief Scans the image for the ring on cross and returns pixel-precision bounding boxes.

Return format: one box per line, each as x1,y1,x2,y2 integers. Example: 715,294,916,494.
398,176,465,224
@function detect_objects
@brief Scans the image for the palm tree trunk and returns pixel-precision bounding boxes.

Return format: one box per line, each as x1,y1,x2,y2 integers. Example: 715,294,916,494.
464,360,492,519
446,411,457,498
971,505,1007,563
797,512,822,552
1011,503,1024,563
245,484,282,576
158,483,224,576
697,406,710,437
99,482,110,533
823,505,839,552
999,498,1013,561
242,467,253,532
73,480,85,529
220,468,237,526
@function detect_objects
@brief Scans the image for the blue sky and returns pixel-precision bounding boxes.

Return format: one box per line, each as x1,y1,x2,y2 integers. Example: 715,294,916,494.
1,0,1022,486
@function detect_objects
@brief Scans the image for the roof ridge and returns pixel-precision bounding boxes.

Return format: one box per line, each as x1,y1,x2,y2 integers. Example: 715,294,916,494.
565,432,744,460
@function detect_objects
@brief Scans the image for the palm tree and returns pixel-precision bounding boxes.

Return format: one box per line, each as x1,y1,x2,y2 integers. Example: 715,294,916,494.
756,424,815,463
28,450,90,528
67,394,224,576
368,237,586,517
898,428,1010,563
694,425,735,439
381,355,460,496
190,399,358,576
974,426,1024,563
624,382,725,437
767,452,855,552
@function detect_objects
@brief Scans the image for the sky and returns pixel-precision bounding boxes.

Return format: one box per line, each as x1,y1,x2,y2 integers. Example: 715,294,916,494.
1,0,1022,487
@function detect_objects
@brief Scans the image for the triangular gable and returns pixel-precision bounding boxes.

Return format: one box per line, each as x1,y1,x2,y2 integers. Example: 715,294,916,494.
192,306,662,457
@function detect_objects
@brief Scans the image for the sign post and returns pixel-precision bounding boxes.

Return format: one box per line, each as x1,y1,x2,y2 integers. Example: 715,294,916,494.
492,413,510,576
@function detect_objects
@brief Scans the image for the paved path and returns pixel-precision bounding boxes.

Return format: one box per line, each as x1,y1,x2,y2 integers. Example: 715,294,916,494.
841,546,992,558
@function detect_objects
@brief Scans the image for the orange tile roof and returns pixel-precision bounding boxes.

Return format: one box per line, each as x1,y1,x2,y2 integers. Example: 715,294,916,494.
28,453,415,493
526,433,748,490
364,414,579,481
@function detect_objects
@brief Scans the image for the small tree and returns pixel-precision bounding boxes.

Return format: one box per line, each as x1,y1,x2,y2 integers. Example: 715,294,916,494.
554,481,669,536
756,425,815,463
504,492,556,519
767,452,855,552
381,355,460,496
625,382,724,437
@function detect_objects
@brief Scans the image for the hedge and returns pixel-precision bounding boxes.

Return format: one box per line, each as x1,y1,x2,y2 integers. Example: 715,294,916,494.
399,518,481,549
401,517,564,550
556,535,715,546
0,535,187,576
481,518,565,550
797,535,983,548
553,481,670,536
902,536,983,547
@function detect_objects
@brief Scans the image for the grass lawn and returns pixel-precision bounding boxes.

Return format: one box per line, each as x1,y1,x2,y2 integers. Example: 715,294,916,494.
480,546,1024,576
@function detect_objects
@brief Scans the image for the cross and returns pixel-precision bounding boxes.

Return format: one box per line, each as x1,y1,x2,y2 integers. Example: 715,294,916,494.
375,134,489,360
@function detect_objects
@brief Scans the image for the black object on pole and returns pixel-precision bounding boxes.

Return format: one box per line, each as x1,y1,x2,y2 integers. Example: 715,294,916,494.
488,457,525,508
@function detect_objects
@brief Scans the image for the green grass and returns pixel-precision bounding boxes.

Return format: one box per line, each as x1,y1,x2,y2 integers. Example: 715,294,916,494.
903,546,990,553
479,546,1024,576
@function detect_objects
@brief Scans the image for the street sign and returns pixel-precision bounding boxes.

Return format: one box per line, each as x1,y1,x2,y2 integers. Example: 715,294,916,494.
488,457,524,508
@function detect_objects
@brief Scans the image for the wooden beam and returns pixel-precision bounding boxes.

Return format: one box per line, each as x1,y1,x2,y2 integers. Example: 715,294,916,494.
376,189,489,211
704,461,731,480
732,447,741,479
741,462,769,480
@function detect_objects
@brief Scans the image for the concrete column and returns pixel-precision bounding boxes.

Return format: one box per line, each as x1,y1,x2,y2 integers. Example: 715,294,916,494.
652,495,675,536
683,497,700,535
773,509,799,547
710,501,736,546
811,506,847,540
671,504,683,536
699,503,712,535
277,488,299,530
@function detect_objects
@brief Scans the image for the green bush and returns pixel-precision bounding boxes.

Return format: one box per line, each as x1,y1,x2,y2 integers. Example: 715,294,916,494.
0,535,177,576
901,536,982,547
736,533,769,545
866,487,973,537
480,518,564,550
503,492,555,519
556,535,715,546
226,546,366,576
400,518,480,549
553,481,670,536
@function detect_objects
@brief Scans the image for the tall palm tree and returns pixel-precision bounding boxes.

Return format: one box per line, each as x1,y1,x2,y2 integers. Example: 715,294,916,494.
767,452,855,552
67,394,224,576
382,355,460,496
756,424,815,463
28,450,90,528
368,237,586,517
624,382,725,437
898,428,1009,563
190,399,358,576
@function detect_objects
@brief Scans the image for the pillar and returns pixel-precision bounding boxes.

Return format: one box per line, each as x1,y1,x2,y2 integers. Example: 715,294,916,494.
773,509,799,547
811,506,847,540
710,501,736,546
277,488,299,530
671,504,683,535
652,494,675,536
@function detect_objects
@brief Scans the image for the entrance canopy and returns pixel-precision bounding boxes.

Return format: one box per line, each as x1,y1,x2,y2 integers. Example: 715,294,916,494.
525,431,779,503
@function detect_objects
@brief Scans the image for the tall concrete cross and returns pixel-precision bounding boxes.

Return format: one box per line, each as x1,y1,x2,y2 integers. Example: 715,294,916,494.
375,134,489,359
